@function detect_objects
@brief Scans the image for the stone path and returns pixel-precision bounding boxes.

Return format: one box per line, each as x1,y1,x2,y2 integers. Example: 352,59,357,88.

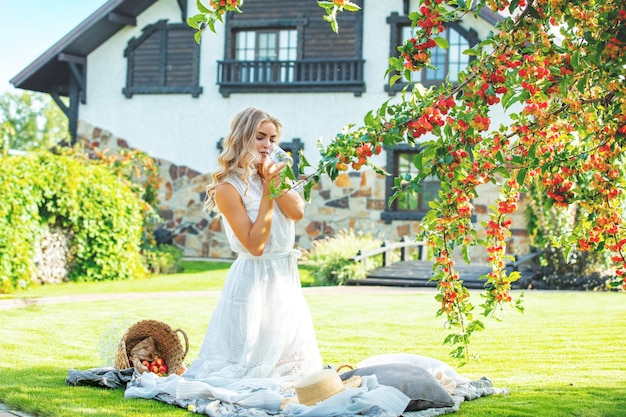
0,403,33,417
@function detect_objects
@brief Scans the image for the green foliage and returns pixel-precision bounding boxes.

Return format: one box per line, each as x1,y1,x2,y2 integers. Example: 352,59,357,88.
56,145,163,248
0,91,69,151
303,229,383,285
525,178,614,290
0,152,148,293
142,244,184,275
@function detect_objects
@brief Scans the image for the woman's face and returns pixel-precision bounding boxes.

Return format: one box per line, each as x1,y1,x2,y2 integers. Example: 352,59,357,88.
254,121,278,161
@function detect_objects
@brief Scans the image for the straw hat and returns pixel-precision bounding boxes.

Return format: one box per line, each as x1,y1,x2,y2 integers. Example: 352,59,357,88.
295,369,345,406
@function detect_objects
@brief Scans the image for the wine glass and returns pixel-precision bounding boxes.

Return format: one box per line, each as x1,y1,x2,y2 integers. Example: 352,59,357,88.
268,146,293,167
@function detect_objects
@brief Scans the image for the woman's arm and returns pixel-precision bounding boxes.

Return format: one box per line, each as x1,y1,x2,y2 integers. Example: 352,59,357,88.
215,181,275,257
275,189,305,222
215,162,286,256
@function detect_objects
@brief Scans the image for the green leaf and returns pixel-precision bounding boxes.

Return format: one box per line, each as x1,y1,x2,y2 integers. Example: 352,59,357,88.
434,37,450,49
428,199,441,209
511,155,525,165
194,30,203,44
414,152,424,170
528,142,537,159
298,150,311,171
462,244,471,264
496,150,506,165
517,168,528,185
196,0,212,14
463,48,478,56
492,166,510,178
577,76,587,94
502,91,522,110
343,2,361,12
508,270,521,283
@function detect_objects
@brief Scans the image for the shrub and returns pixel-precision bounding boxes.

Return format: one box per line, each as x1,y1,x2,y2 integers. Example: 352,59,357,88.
536,247,613,291
0,152,148,292
302,229,383,286
525,179,614,291
142,244,184,275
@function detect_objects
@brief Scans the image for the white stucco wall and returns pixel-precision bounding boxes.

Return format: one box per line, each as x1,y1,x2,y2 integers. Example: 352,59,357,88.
79,0,505,174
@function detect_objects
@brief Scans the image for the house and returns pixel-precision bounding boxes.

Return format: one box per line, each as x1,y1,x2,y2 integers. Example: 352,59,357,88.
11,0,531,261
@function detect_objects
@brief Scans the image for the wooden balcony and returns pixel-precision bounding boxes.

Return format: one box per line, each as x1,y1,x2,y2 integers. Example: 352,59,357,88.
217,59,365,97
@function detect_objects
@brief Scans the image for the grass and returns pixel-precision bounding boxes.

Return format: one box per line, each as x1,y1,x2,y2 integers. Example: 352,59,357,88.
1,261,625,416
0,261,317,301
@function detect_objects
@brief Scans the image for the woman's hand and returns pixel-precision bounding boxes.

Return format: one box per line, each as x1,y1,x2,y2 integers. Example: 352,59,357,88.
258,158,286,190
259,157,304,221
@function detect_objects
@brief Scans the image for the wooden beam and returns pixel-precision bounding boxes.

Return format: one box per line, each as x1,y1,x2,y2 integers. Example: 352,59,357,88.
108,12,136,26
50,92,69,117
68,63,85,92
68,75,80,145
67,62,87,104
57,53,86,65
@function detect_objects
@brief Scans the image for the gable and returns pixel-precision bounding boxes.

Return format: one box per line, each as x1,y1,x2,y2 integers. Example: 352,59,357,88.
10,0,167,95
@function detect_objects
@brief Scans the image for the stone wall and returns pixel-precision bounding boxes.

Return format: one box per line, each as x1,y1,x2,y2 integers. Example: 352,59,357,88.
77,121,531,262
300,169,532,263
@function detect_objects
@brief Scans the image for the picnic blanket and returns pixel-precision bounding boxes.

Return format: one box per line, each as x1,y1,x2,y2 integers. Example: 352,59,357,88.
67,366,508,417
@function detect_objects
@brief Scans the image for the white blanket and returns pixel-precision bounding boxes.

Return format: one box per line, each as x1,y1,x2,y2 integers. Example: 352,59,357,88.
124,372,506,417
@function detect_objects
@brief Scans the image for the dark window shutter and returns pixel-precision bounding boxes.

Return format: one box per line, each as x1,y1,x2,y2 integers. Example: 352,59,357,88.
166,28,197,87
124,21,202,97
133,32,162,86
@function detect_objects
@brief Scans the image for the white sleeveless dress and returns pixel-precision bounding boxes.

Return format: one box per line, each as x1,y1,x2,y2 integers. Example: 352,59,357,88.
124,173,410,414
185,172,323,380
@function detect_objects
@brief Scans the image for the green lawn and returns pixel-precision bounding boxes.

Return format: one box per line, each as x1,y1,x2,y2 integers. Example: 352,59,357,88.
1,261,625,416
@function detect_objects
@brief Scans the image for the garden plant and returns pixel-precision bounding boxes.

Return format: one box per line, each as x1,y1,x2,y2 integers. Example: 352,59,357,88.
0,146,166,293
190,0,626,361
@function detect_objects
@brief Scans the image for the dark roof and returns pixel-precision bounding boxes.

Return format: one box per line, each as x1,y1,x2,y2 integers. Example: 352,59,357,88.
10,0,163,95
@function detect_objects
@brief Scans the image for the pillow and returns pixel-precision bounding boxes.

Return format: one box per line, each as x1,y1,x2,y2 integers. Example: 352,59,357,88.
339,364,455,411
357,353,470,385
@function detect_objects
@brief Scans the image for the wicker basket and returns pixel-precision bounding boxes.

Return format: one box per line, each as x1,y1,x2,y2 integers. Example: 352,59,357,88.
115,319,189,376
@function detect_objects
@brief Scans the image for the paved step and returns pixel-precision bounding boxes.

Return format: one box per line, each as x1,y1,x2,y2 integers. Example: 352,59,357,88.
348,260,538,289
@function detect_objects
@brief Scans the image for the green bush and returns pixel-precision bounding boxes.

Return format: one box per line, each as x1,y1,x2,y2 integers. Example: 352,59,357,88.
0,152,148,292
302,229,383,285
525,178,614,290
142,244,184,275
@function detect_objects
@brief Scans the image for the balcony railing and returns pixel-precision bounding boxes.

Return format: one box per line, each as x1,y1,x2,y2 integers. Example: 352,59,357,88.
217,59,365,97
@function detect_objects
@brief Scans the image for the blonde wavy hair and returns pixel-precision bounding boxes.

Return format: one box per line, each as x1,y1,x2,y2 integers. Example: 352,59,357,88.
204,107,282,213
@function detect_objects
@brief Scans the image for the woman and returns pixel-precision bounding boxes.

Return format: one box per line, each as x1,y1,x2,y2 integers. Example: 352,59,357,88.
124,109,408,416
185,107,323,380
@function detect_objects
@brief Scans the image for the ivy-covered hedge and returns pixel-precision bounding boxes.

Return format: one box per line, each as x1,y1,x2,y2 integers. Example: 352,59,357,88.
0,152,147,292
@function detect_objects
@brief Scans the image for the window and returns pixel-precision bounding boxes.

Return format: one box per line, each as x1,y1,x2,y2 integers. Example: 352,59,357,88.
394,151,440,212
217,9,365,97
234,29,297,83
123,21,202,98
381,145,441,223
401,26,470,87
386,13,478,95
